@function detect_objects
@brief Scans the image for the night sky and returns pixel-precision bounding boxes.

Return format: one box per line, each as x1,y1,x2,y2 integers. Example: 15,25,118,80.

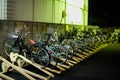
88,0,120,27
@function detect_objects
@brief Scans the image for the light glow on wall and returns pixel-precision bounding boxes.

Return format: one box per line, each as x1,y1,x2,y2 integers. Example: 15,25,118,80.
0,0,88,25
0,0,5,19
66,0,88,25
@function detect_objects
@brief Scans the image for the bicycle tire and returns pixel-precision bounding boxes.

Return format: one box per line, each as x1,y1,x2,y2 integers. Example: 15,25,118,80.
53,45,68,64
47,49,58,68
64,44,74,59
30,45,50,68
3,38,17,57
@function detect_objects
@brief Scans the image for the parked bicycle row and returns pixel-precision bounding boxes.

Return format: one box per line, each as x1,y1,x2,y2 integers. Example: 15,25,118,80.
0,26,113,80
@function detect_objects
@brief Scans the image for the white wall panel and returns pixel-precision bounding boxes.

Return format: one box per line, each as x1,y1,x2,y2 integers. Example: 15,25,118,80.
66,0,84,25
54,0,66,24
0,0,7,19
34,0,53,22
6,0,88,25
14,0,33,21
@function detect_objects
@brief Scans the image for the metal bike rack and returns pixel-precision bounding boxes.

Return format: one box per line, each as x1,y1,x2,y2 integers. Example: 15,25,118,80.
0,43,109,80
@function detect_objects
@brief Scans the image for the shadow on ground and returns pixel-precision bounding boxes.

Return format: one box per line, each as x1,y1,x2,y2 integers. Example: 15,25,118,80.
51,44,120,80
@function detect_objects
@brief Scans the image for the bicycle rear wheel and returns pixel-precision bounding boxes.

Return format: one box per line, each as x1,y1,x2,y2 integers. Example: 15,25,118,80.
64,44,74,59
53,45,68,64
47,49,58,68
3,38,16,57
30,46,50,68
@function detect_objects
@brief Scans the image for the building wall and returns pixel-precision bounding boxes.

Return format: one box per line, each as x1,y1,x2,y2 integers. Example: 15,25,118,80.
1,0,88,25
34,0,53,22
33,0,66,23
0,0,6,19
14,0,33,21
0,0,14,20
54,0,66,24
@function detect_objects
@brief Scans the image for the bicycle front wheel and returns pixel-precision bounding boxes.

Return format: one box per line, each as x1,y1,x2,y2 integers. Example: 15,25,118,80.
31,46,50,68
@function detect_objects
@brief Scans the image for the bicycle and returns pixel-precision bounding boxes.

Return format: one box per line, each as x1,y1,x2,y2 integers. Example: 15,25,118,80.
3,26,50,68
29,33,58,68
42,32,69,64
